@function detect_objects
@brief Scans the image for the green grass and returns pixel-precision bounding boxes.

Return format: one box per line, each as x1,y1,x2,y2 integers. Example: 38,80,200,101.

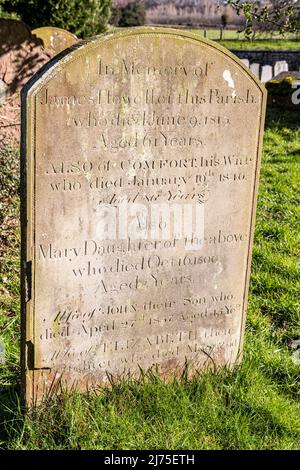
220,39,300,50
217,39,300,51
0,107,300,450
187,28,300,50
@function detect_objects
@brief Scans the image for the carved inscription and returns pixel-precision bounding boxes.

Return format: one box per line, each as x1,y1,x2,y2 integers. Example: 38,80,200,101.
21,29,266,404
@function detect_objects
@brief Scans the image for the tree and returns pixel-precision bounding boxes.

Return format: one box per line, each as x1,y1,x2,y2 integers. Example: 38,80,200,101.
110,4,122,27
1,0,111,38
225,0,300,37
113,0,146,28
220,12,229,40
221,12,229,30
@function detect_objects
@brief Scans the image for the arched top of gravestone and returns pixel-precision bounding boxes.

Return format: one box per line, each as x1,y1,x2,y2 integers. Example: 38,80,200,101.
23,27,266,98
31,26,78,56
0,18,36,46
0,19,52,97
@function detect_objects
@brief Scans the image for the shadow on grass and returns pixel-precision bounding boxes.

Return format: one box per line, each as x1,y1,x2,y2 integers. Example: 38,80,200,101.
220,400,290,450
0,383,23,448
265,106,300,130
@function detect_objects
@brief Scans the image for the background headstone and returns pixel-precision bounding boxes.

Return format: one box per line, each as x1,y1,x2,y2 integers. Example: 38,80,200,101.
21,28,266,405
0,19,53,146
261,65,273,83
0,18,32,45
0,19,52,95
250,63,260,79
31,26,78,55
240,59,249,68
273,71,300,81
274,60,289,77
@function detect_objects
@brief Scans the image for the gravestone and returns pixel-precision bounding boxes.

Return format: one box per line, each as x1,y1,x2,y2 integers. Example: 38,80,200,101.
261,65,273,83
31,26,78,55
240,59,249,68
273,71,300,81
21,28,266,406
274,60,288,77
0,18,32,46
250,63,260,79
0,19,52,96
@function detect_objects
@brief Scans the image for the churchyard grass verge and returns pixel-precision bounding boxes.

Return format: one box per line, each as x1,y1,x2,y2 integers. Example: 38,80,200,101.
186,29,300,50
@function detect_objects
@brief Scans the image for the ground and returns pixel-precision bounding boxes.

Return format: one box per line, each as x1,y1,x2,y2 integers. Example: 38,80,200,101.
191,29,300,50
0,105,299,450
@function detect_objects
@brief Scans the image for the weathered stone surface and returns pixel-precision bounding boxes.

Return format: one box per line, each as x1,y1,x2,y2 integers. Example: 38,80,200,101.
0,19,53,95
261,65,273,83
31,26,78,55
240,59,249,68
0,18,32,45
250,63,260,79
274,60,288,76
21,28,266,405
272,71,300,81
